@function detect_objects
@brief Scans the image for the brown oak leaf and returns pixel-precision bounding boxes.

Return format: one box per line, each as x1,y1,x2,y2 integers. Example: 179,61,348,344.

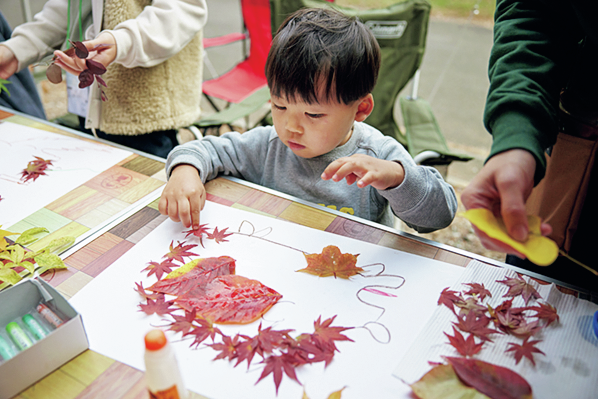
297,245,362,279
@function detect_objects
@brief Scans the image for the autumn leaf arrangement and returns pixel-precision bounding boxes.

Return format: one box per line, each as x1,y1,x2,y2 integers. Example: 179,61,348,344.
411,275,559,399
0,226,74,291
135,224,355,394
45,40,111,101
20,156,54,184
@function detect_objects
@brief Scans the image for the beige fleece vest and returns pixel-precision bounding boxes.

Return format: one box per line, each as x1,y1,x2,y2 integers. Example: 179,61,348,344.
100,0,202,135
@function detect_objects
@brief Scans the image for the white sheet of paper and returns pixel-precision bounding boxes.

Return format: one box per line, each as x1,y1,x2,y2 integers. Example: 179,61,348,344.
393,260,598,398
70,200,466,399
0,121,132,228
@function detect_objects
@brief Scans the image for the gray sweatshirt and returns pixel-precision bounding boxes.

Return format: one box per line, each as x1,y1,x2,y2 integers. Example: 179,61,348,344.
165,122,457,232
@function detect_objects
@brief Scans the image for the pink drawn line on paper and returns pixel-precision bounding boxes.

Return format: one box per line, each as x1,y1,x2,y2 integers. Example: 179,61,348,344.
362,287,397,297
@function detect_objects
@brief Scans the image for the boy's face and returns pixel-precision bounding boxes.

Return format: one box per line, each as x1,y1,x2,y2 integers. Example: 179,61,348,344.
271,93,370,159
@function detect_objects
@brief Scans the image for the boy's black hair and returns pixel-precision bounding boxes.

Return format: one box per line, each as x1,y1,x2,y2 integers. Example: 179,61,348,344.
266,7,381,105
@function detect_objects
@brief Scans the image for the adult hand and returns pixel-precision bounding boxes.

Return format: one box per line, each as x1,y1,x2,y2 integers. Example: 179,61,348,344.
461,149,552,257
52,32,117,76
158,164,205,229
0,45,18,80
321,154,404,190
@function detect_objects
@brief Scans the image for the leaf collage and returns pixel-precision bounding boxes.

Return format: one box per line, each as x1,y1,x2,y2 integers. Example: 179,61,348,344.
135,224,355,395
412,275,560,398
0,226,73,291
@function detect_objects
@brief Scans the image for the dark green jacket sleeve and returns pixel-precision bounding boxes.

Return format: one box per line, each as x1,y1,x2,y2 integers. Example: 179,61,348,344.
483,0,582,183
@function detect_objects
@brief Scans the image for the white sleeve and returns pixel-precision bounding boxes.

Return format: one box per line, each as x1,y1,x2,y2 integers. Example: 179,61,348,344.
108,0,208,68
2,0,69,71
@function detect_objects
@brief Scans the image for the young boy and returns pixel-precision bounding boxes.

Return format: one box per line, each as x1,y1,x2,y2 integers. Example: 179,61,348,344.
159,8,457,232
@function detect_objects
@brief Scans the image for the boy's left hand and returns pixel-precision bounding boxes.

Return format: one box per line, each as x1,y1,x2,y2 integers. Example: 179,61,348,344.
321,154,404,190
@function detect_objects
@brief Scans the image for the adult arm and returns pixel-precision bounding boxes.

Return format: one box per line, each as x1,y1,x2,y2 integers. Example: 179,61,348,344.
462,0,572,245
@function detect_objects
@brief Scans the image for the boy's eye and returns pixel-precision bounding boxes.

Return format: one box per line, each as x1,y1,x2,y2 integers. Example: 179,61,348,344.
273,103,286,111
306,113,324,118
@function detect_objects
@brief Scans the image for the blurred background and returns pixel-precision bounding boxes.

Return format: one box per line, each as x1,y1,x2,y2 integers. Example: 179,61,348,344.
2,0,505,262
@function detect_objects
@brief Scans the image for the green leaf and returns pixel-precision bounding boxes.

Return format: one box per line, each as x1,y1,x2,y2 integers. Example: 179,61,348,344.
19,261,36,275
0,78,11,97
34,253,66,271
0,268,21,285
12,243,25,264
42,236,75,254
16,227,49,246
411,364,491,399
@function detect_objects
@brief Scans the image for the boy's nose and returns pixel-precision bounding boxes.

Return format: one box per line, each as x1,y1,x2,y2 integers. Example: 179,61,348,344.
285,116,303,134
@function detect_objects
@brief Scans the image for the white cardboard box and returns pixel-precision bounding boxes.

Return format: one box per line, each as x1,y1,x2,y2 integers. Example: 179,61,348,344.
0,278,89,399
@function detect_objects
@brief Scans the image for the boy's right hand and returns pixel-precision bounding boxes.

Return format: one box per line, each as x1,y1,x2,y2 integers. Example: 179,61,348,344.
158,164,205,229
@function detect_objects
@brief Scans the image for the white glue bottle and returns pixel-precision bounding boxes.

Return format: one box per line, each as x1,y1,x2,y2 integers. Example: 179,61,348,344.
144,329,188,399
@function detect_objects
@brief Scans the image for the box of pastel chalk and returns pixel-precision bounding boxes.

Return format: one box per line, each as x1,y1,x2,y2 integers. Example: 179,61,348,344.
0,277,89,399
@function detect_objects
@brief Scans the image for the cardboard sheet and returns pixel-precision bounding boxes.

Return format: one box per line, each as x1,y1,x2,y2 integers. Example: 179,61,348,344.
70,200,466,398
393,260,598,398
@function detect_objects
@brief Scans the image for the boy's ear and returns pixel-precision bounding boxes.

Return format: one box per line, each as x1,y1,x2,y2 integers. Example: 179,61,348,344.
354,94,374,122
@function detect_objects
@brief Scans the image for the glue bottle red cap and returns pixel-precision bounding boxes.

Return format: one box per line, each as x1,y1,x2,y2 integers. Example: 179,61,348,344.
143,329,188,399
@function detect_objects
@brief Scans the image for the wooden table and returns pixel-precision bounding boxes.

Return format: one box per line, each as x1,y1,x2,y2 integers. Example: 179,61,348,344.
1,108,587,399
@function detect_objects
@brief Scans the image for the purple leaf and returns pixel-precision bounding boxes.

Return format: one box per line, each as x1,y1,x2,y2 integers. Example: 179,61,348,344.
85,59,106,75
78,69,94,88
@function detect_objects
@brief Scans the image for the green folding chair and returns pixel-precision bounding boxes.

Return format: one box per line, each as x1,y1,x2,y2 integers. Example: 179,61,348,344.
270,0,472,167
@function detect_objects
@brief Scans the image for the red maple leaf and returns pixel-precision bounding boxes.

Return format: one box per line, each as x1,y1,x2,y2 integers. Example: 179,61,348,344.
163,240,199,263
445,326,484,357
134,281,161,300
20,156,53,183
167,309,198,335
506,337,545,365
183,224,211,247
455,297,487,317
143,259,177,280
185,316,223,348
297,245,362,279
207,227,233,244
463,282,492,301
510,319,543,338
438,287,465,313
452,312,500,342
232,334,258,369
208,334,241,362
310,315,354,354
256,353,301,394
138,294,175,316
294,333,335,366
254,324,294,357
527,302,559,327
497,275,541,305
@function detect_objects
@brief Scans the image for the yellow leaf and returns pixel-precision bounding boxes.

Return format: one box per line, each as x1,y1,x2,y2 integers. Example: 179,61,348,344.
0,225,18,251
411,364,491,399
462,209,558,266
164,258,202,279
327,387,345,399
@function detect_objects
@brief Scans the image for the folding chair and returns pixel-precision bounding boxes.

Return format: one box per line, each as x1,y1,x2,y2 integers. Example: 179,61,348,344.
270,0,472,168
198,0,272,129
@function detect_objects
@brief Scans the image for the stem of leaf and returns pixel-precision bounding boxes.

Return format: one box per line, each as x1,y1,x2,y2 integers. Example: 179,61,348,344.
559,250,598,276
